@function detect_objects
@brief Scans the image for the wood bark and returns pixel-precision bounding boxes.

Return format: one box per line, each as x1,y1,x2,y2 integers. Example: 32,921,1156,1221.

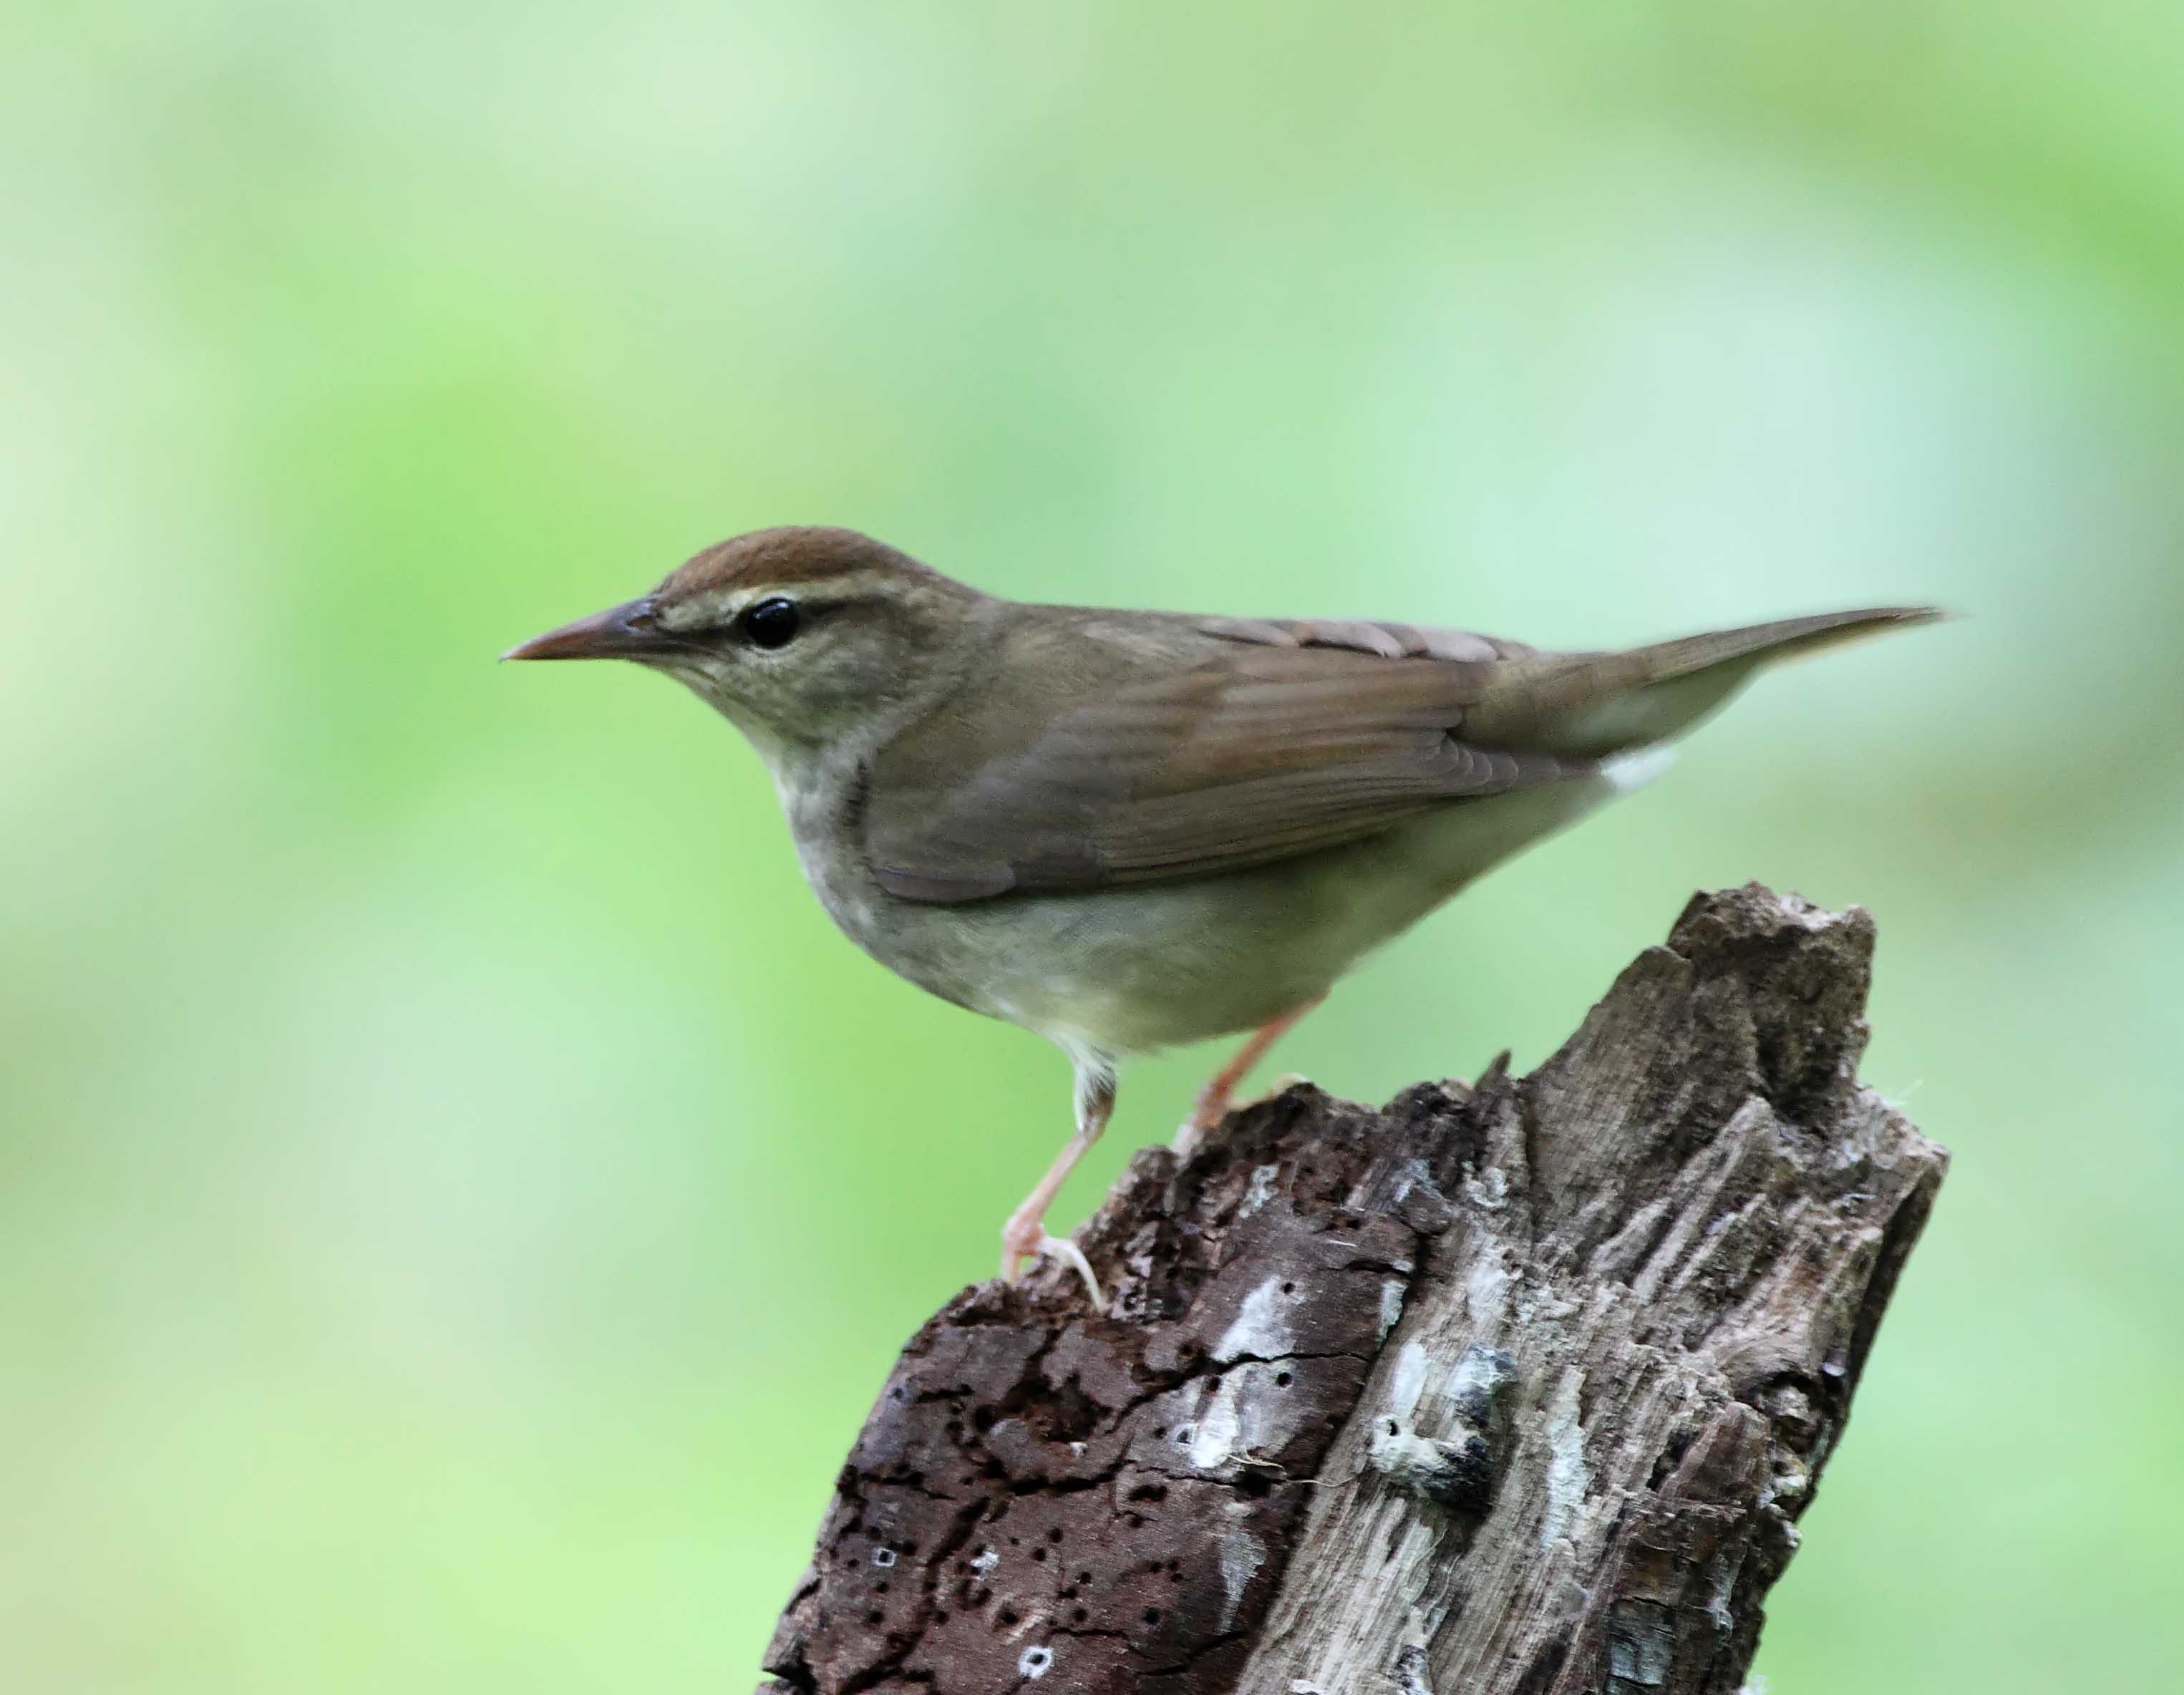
755,884,1947,1694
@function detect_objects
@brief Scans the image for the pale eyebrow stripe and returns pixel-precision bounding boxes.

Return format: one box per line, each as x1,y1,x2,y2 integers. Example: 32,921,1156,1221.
719,569,891,609
678,583,863,627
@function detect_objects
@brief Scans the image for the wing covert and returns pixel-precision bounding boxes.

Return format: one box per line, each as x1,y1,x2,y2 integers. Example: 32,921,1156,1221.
863,630,1588,903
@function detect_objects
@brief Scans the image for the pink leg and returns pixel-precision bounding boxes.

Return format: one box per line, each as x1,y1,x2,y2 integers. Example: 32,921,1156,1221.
1001,1062,1115,1310
1172,995,1327,1159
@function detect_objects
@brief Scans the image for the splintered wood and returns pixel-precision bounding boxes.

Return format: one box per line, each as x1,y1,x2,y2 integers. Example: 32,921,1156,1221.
757,885,1946,1694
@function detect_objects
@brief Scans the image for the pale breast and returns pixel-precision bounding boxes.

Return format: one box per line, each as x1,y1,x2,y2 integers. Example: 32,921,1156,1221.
774,749,1629,1059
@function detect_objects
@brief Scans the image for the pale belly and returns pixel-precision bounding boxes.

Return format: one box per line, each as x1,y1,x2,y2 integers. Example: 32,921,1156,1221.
802,772,1629,1060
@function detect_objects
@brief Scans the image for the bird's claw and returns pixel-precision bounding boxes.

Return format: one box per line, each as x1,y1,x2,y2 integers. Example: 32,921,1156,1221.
1001,1220,1107,1312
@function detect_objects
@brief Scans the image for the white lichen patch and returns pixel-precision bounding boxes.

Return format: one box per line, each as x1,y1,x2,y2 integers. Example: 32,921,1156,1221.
1218,1528,1266,1631
1538,1368,1591,1549
971,1546,999,1577
1214,1275,1295,1363
1448,1347,1502,1404
1387,1340,1432,1424
1175,1362,1301,1474
1191,1380,1245,1470
1465,1249,1511,1326
1369,1424,1460,1495
1379,1277,1407,1340
1241,1163,1282,1218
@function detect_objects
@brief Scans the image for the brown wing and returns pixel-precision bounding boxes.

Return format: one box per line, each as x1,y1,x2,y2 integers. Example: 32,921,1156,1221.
861,614,1588,903
859,601,1940,904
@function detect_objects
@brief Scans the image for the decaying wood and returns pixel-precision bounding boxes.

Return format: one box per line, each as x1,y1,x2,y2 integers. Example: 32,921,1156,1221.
756,884,1947,1694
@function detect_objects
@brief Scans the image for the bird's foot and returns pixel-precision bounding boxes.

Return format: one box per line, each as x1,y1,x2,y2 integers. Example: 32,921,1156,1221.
1170,1070,1312,1160
1170,1074,1239,1160
1000,1214,1107,1312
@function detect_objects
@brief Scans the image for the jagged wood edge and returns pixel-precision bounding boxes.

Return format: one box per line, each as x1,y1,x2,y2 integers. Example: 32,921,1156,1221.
756,883,1948,1694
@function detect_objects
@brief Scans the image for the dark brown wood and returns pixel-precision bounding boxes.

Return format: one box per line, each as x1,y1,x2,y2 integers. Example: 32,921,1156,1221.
756,884,1946,1694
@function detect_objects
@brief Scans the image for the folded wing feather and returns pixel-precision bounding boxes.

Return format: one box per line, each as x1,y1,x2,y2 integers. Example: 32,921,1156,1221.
863,604,1938,903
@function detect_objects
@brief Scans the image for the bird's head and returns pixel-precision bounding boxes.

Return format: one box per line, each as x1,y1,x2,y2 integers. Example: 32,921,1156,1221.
505,526,988,756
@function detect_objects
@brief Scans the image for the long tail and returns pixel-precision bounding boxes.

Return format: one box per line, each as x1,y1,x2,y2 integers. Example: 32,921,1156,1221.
1465,606,1946,757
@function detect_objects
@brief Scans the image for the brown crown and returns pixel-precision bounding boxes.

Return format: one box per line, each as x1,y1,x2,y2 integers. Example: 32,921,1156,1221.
658,526,946,604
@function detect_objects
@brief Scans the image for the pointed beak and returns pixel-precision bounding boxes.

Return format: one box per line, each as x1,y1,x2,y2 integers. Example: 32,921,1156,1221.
501,598,669,663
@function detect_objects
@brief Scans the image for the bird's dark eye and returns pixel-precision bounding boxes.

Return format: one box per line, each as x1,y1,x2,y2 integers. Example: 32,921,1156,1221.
739,596,800,649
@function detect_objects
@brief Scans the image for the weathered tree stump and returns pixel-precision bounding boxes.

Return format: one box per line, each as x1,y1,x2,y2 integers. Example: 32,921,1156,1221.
757,884,1947,1694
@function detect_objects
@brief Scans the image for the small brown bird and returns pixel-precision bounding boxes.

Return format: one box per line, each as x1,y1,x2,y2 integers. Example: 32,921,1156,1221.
507,527,1936,1307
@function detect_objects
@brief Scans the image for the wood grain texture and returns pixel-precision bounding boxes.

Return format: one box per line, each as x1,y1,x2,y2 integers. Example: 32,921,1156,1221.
755,884,1946,1694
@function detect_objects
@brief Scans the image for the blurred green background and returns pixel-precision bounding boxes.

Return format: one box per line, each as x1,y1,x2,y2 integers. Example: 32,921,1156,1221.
5,3,2181,1689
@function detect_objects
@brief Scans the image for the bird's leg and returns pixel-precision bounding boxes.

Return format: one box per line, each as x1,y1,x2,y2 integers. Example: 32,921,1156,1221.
1000,1059,1116,1311
1172,994,1326,1160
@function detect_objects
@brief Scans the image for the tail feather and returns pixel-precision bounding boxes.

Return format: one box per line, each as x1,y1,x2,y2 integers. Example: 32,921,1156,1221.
1466,606,1944,757
1621,606,1946,680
